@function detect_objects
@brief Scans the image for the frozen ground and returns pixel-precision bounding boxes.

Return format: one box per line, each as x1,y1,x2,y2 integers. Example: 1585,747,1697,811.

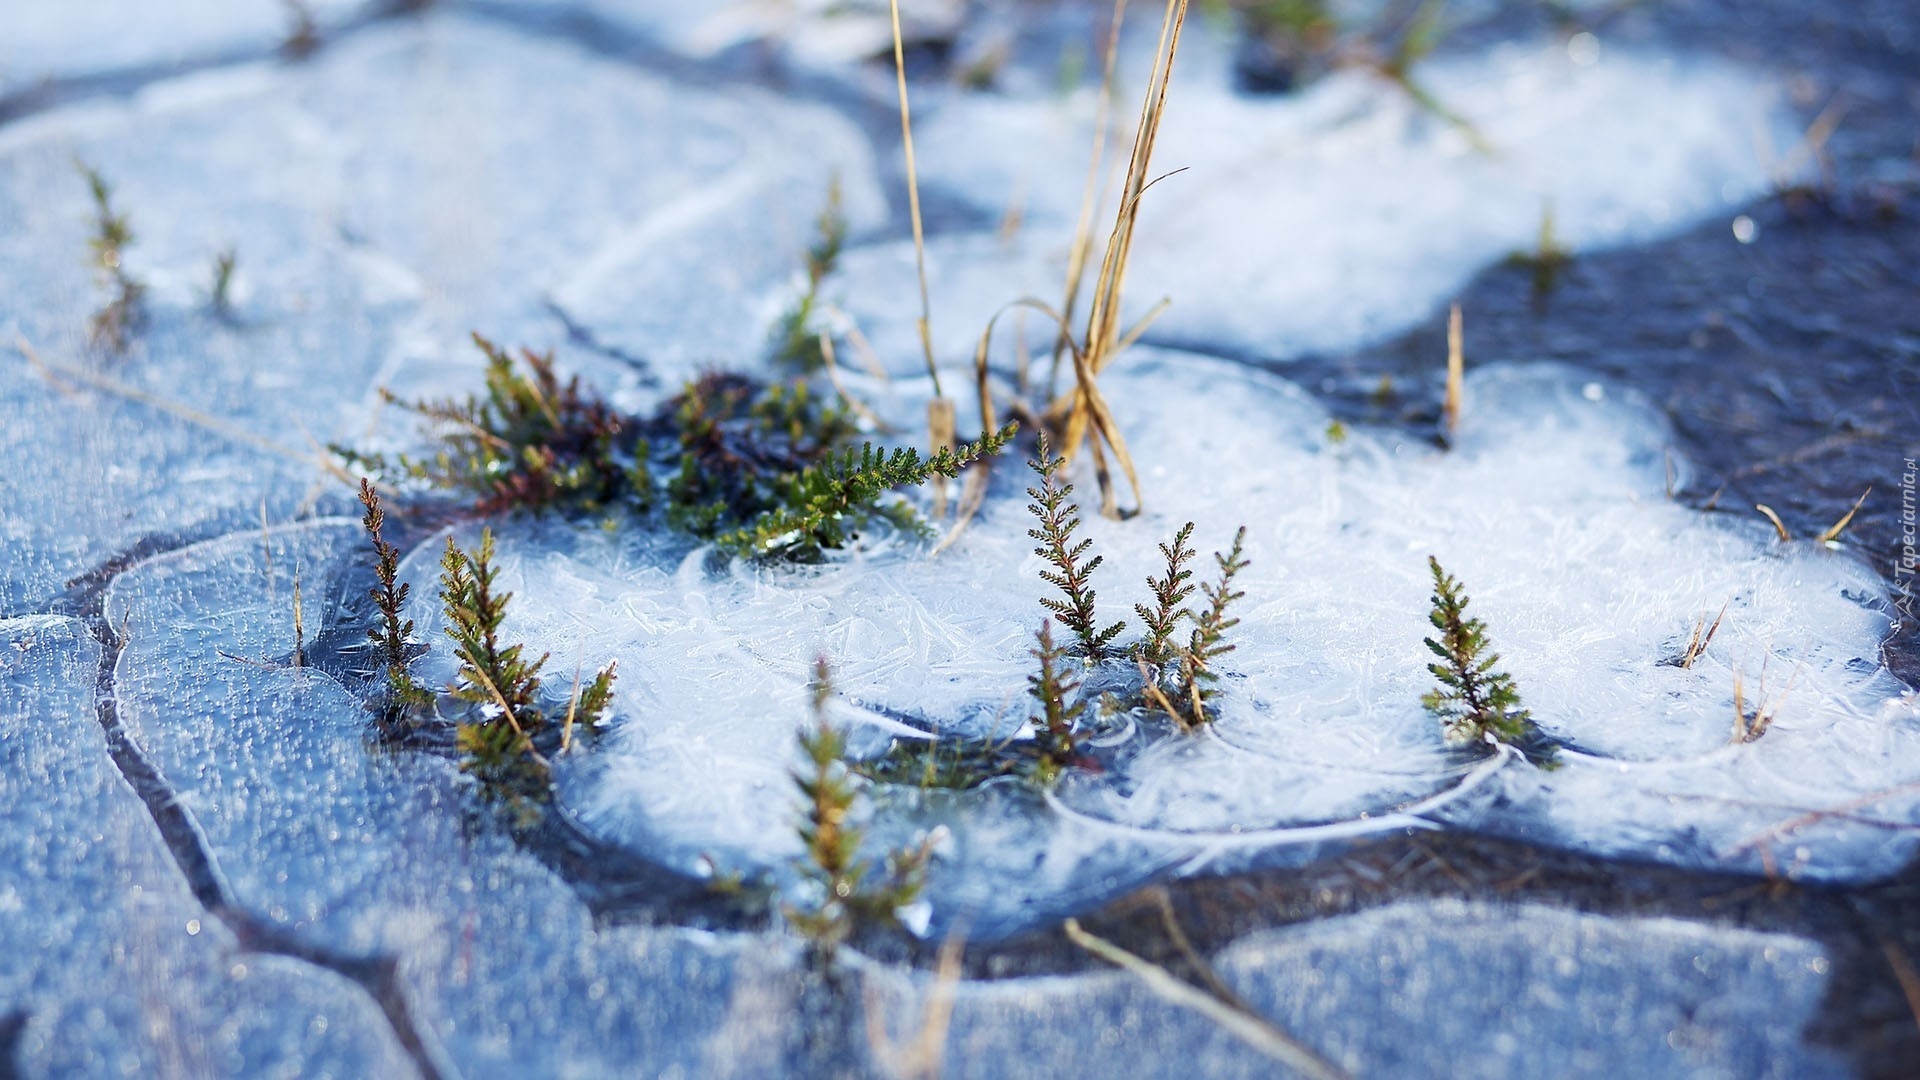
1,1,1917,1076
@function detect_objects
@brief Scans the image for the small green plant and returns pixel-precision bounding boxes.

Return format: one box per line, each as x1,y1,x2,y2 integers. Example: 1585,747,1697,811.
358,479,432,734
1028,436,1124,656
787,658,933,957
665,371,861,546
439,529,617,804
1173,526,1249,726
1139,525,1250,729
722,426,1015,560
78,163,146,353
281,0,321,57
1420,556,1555,766
1135,521,1197,667
771,177,847,371
209,247,238,318
1027,620,1085,783
1506,202,1571,301
342,333,643,516
343,336,1012,561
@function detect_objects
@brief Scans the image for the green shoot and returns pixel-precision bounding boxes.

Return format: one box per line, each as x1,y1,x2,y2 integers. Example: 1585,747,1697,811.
1028,435,1124,655
210,247,238,318
721,423,1017,560
78,163,146,353
1173,526,1249,726
1135,521,1197,666
440,529,618,803
358,479,432,733
1027,620,1085,783
772,176,848,371
787,658,933,957
1420,556,1554,766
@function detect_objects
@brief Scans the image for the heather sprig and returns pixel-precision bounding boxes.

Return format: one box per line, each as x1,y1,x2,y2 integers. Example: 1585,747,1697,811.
358,479,431,733
1028,435,1124,655
787,658,933,957
1420,556,1555,767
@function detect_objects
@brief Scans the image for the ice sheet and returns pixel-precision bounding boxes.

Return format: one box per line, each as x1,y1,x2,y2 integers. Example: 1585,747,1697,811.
834,37,1798,371
397,350,1917,936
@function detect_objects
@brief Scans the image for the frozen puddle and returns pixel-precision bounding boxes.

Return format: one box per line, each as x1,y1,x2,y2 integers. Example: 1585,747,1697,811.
832,35,1800,370
398,351,1919,935
0,0,371,99
863,901,1844,1079
0,11,881,610
0,615,414,1077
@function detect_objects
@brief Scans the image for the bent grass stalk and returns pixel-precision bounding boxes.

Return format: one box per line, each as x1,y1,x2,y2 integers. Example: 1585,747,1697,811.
1047,0,1193,519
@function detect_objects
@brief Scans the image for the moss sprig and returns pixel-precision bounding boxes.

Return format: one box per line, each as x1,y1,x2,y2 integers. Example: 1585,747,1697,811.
1420,556,1555,767
1176,526,1249,725
720,422,1017,560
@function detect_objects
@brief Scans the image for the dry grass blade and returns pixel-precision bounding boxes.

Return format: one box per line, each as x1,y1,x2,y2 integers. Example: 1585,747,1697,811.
1063,918,1350,1080
1678,601,1729,669
14,333,356,486
1817,487,1870,544
291,570,306,668
972,293,1087,441
1138,658,1185,724
1081,0,1189,371
1046,0,1191,518
1731,657,1801,744
864,926,967,1079
1051,0,1129,394
1734,778,1920,852
1443,302,1464,436
1883,939,1920,1039
818,331,893,434
1755,504,1791,542
888,0,940,398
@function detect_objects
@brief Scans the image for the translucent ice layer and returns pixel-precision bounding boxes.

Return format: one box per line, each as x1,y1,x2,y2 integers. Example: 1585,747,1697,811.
487,0,967,70
413,351,1918,934
0,12,884,610
861,900,1846,1079
95,521,823,1076
0,0,368,98
0,615,413,1077
832,36,1800,370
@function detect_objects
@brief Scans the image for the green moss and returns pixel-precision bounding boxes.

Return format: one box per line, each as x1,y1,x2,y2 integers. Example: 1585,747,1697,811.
342,335,1012,562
